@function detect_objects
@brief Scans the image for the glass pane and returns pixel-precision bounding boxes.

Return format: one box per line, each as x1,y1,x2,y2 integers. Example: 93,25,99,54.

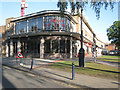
29,18,37,32
52,16,57,30
61,17,66,30
38,17,43,31
52,40,58,53
15,22,19,34
68,19,71,32
19,20,27,34
48,16,52,30
60,40,65,53
44,40,50,53
57,16,61,30
67,40,70,53
44,16,48,30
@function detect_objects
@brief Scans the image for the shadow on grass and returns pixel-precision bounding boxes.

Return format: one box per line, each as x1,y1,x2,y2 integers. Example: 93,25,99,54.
97,60,120,64
84,67,119,74
44,70,72,80
50,62,119,74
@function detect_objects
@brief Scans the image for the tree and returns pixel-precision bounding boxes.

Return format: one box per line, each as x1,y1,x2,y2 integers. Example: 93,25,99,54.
107,21,120,49
57,0,115,19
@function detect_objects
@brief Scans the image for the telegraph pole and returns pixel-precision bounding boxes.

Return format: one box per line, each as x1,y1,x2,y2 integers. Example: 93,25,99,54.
79,8,85,67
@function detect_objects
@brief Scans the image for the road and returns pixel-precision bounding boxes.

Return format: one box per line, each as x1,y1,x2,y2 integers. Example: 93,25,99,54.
2,66,75,88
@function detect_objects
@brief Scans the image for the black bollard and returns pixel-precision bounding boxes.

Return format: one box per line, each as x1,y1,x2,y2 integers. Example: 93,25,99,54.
72,62,75,80
30,57,33,70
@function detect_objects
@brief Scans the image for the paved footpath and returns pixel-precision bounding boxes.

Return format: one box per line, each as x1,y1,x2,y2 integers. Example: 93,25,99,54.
2,57,119,89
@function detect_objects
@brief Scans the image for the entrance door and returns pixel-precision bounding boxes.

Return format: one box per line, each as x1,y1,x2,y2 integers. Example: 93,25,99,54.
27,37,40,58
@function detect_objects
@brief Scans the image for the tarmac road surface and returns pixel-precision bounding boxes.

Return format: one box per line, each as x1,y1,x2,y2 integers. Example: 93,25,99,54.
2,65,76,88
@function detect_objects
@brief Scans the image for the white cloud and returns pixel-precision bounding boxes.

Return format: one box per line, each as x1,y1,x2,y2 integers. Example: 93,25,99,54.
85,16,88,20
96,32,111,44
66,8,71,13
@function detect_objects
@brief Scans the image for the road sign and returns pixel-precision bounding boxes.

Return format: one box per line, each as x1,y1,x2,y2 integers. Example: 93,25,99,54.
16,52,24,58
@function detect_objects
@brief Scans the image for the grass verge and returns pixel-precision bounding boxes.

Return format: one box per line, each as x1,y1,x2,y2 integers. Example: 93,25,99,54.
48,61,119,81
100,55,120,59
97,55,120,63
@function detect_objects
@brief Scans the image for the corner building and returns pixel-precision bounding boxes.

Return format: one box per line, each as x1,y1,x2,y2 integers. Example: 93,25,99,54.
6,10,105,59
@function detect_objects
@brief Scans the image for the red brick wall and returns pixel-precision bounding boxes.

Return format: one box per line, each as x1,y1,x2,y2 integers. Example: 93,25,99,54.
105,44,115,51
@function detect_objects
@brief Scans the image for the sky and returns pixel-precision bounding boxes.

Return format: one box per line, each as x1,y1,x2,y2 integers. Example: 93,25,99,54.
0,0,119,43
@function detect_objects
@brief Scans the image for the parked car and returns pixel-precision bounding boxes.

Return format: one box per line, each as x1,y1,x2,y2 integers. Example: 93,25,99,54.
102,48,109,55
109,50,118,55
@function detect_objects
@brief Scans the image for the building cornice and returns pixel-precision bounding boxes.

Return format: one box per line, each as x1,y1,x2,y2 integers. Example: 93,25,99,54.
10,10,78,24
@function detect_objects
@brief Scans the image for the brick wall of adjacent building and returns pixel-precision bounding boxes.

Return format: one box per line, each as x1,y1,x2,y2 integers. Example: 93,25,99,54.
1,17,15,56
105,44,116,51
0,25,6,56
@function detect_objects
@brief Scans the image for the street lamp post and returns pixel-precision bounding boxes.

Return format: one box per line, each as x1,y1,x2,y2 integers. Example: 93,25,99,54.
93,34,96,62
79,8,85,67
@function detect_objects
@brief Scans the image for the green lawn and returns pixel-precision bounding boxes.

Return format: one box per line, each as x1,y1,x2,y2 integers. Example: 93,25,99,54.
97,55,120,63
48,61,119,80
100,55,120,59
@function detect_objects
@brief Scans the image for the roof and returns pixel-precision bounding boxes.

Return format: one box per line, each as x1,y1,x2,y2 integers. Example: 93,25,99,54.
11,10,78,24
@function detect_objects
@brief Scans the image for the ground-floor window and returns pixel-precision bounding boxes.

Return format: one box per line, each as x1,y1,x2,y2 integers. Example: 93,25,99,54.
87,46,89,53
52,40,58,53
60,40,65,53
44,39,70,53
13,42,17,55
67,40,70,53
44,40,51,53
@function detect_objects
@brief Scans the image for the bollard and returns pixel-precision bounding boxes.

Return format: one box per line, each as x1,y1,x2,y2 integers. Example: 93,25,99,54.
72,62,75,80
30,57,34,70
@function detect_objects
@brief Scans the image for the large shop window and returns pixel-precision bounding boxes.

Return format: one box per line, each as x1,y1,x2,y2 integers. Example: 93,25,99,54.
44,39,70,54
60,40,65,53
16,21,27,34
52,40,58,53
28,17,43,32
44,40,51,53
29,18,38,32
15,16,73,34
44,16,70,31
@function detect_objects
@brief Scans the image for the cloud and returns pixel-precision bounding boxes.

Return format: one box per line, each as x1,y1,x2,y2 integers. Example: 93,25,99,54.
85,16,88,20
66,8,71,13
96,32,111,44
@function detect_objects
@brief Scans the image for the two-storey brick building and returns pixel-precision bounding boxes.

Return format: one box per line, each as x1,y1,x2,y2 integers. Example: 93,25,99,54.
1,10,105,59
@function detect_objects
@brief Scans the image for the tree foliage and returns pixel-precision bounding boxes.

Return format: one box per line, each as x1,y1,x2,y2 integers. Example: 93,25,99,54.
107,21,120,49
57,0,115,19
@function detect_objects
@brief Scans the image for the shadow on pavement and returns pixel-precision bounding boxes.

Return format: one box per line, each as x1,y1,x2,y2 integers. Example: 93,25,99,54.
2,75,17,89
44,70,72,80
112,82,120,85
